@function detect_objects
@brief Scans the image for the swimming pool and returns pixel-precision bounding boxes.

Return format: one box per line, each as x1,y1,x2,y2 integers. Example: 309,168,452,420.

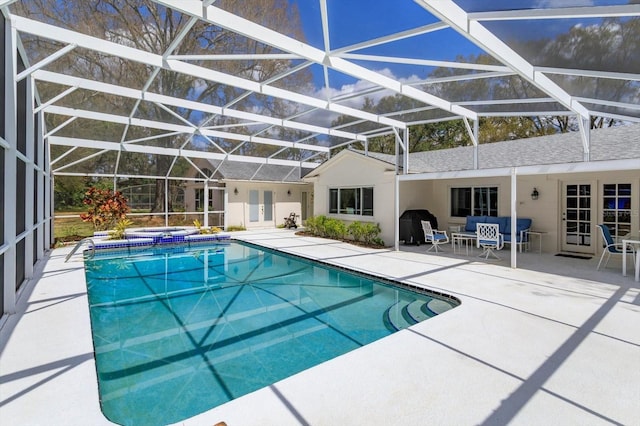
83,241,459,425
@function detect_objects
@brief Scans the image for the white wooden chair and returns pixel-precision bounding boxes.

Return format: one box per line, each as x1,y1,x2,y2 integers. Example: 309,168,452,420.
476,223,504,260
421,220,449,253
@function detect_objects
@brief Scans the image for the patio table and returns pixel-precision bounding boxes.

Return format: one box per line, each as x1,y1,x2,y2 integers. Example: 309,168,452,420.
452,232,476,256
621,235,640,282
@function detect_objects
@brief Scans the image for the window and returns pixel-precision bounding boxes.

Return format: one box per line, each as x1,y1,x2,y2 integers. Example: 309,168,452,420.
450,186,498,217
329,187,373,216
195,188,214,211
602,183,631,238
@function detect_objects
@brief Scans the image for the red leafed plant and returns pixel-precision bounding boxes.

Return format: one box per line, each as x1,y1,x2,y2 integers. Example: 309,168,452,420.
80,187,130,231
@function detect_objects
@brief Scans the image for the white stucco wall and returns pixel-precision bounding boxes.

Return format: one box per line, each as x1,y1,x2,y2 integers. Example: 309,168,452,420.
307,151,397,245
308,150,639,254
226,182,312,230
401,170,640,255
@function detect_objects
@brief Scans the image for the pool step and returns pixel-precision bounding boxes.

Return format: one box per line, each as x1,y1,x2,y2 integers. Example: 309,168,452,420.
405,300,431,323
426,299,454,315
384,300,434,331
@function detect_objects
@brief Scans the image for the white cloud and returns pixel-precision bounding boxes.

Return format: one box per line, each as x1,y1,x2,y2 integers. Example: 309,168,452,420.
312,68,424,109
533,0,595,7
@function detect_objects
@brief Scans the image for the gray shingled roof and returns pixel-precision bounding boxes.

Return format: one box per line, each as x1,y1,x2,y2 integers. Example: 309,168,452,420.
353,124,640,173
206,160,313,182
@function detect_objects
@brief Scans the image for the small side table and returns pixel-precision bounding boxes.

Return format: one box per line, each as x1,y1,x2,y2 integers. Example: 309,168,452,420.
452,232,475,256
621,237,640,281
526,230,546,254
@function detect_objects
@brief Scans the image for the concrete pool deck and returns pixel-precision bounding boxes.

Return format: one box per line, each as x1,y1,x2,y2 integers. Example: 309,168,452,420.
1,229,638,425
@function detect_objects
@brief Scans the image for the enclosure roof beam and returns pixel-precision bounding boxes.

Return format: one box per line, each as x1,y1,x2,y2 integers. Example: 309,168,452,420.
12,15,404,130
416,0,591,121
48,136,321,169
32,70,367,142
468,5,640,21
44,105,331,153
154,0,476,121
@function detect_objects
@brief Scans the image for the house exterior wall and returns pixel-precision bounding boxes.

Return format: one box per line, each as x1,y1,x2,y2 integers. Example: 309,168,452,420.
309,152,396,245
226,182,312,230
309,151,639,256
403,170,640,255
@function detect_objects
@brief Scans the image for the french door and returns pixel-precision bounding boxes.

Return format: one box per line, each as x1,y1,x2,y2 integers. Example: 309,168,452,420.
561,182,594,253
249,190,274,226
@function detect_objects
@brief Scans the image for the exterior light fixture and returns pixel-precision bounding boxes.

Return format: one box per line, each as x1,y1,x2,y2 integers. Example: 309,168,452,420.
531,188,539,200
233,188,238,195
287,189,291,196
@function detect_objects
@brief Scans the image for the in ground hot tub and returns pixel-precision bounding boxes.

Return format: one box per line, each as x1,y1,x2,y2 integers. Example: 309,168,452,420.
92,226,230,250
124,226,199,243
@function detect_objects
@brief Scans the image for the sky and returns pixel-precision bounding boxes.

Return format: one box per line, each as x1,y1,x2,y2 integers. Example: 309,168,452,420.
291,0,625,103
296,1,483,91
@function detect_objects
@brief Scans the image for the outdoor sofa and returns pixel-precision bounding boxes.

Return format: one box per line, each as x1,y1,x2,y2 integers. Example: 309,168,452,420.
463,215,533,252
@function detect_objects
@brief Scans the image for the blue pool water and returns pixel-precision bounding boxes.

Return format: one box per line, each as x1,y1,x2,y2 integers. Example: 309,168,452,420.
83,241,458,425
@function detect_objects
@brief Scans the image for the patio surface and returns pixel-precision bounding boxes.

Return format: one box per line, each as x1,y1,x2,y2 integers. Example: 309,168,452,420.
1,229,638,425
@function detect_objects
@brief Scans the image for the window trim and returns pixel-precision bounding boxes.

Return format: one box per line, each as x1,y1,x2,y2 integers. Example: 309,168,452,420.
601,182,631,239
329,186,374,217
449,185,499,218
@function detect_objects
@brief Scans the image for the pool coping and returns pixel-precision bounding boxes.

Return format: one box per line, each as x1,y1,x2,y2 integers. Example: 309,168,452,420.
1,229,638,425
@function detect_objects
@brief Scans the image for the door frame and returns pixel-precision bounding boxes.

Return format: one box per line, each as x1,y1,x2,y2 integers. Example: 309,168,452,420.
560,180,596,254
248,189,275,228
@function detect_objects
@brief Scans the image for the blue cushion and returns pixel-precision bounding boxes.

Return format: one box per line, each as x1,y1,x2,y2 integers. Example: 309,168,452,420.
495,217,509,234
465,216,486,232
516,218,532,234
502,218,532,242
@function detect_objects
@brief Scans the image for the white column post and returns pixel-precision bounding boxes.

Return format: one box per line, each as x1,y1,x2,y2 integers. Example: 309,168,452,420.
4,19,18,315
44,139,52,250
473,119,479,169
203,179,209,227
223,187,229,231
164,178,169,226
578,116,591,162
403,127,409,174
23,74,34,280
510,168,517,269
394,174,400,251
36,109,45,259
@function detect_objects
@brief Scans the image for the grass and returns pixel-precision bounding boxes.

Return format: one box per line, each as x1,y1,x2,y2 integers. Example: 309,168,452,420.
53,211,215,243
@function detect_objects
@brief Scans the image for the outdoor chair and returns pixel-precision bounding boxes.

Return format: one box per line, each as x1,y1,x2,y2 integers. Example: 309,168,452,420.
283,212,298,229
596,224,636,271
476,223,504,260
421,220,449,253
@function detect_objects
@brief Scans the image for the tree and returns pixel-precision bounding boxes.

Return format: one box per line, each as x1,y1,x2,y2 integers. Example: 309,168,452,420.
16,0,312,212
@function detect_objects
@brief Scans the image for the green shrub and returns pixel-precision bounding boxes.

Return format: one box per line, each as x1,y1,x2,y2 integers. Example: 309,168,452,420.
304,216,317,234
309,215,328,237
324,218,347,239
362,222,381,244
110,218,133,240
372,237,385,247
347,221,365,242
226,225,246,231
